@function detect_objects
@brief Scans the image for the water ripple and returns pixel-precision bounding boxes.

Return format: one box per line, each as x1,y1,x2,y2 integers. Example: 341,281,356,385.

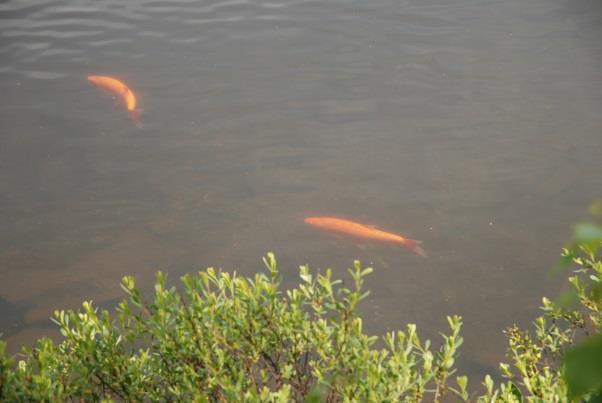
3,29,105,39
0,0,65,19
0,0,150,79
87,38,134,47
1,18,134,30
23,70,67,79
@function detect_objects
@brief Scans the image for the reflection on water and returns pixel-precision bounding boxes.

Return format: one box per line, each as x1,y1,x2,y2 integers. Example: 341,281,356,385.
1,0,602,379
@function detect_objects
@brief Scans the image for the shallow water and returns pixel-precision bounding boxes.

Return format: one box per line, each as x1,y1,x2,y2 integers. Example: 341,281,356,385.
1,0,602,380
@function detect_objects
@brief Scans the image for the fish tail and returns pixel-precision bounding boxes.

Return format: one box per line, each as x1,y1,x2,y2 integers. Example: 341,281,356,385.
403,238,427,257
129,109,142,126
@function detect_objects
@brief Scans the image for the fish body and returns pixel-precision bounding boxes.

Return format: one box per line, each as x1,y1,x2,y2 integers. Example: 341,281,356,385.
87,75,139,120
304,216,426,257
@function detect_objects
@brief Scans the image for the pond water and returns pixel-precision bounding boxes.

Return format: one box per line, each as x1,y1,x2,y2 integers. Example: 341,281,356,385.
1,0,601,381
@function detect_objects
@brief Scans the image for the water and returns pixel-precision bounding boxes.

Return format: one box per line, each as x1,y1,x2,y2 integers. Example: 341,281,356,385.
1,0,601,380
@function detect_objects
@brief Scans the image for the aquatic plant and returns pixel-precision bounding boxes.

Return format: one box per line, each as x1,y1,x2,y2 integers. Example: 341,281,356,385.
0,216,600,402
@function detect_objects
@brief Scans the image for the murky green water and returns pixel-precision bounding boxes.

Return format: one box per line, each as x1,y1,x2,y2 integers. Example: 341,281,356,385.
1,0,601,379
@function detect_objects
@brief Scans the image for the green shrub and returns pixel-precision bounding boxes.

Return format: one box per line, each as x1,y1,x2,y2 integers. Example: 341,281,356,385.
0,255,465,402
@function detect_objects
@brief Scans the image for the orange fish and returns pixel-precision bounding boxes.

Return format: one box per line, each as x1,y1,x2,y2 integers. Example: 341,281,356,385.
87,75,140,121
304,216,426,257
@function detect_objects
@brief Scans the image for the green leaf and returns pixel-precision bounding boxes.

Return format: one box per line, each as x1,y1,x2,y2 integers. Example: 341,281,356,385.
509,382,522,402
456,375,467,391
564,334,602,399
360,267,373,276
484,374,494,394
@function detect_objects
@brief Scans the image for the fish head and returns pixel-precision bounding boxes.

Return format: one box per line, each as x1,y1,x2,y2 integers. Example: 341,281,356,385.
304,217,323,226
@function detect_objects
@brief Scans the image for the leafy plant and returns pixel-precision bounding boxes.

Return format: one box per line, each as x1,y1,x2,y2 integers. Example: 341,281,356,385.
561,209,602,402
0,255,465,402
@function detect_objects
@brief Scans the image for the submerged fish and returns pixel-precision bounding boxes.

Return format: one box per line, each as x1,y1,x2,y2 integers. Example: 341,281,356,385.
87,75,140,121
304,216,426,257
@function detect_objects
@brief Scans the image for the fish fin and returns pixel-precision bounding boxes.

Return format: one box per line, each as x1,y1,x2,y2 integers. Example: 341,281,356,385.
403,238,427,258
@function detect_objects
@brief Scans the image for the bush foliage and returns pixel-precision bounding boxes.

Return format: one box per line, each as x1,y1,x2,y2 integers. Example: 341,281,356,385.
0,218,601,402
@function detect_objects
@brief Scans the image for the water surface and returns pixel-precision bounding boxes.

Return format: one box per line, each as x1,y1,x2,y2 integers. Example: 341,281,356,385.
1,0,602,380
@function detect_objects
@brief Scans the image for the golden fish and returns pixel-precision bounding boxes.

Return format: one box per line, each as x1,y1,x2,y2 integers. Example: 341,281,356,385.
305,216,426,257
87,75,140,121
